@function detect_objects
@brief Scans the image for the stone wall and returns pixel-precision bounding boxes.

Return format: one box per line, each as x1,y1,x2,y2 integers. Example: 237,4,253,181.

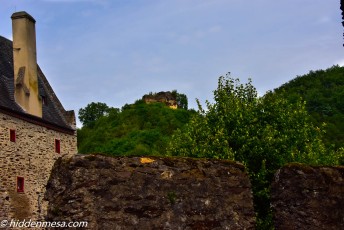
45,155,256,229
43,155,344,229
0,112,77,221
271,163,344,230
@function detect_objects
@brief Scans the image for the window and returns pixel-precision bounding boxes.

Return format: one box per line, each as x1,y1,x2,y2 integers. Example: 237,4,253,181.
55,139,60,153
10,129,16,142
17,177,24,192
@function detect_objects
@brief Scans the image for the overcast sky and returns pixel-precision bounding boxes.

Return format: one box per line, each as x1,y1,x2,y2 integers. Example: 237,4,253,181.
1,0,343,127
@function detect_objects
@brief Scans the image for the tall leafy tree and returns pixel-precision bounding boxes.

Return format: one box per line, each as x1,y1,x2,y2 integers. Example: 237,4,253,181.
171,90,188,110
168,74,330,163
167,73,340,229
78,102,111,127
176,92,188,110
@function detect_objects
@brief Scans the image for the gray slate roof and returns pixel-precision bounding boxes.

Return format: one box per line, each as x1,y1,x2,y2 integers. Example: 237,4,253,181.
0,35,74,131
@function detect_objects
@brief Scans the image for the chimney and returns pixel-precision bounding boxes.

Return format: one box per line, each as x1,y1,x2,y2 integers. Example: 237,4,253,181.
11,11,42,117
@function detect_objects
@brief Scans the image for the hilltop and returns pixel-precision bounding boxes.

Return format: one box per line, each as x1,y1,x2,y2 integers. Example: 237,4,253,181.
273,65,344,149
77,97,195,155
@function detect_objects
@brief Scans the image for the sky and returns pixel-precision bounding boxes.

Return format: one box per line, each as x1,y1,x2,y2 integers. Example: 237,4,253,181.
0,0,343,127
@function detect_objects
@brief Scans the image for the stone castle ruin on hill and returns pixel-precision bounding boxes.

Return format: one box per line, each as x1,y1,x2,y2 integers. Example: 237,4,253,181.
142,91,178,109
0,11,77,221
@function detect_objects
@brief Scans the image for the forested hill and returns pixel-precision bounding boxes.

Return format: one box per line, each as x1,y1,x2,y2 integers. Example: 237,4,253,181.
273,65,344,149
78,66,343,154
77,100,195,155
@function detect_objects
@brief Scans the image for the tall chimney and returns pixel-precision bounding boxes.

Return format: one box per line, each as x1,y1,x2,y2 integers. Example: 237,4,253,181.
11,11,42,117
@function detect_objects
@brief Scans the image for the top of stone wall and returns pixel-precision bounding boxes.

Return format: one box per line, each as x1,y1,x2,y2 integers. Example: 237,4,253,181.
45,154,255,229
271,163,344,230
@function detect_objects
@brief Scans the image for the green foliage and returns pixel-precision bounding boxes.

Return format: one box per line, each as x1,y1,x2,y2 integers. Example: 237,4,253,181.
78,102,112,127
77,100,194,156
172,90,188,110
274,65,344,149
167,73,340,229
168,74,332,164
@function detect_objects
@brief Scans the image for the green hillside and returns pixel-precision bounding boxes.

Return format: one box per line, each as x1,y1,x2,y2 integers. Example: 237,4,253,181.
273,65,344,149
77,99,195,155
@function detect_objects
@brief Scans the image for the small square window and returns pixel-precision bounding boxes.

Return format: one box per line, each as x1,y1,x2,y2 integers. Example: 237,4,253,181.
10,129,16,142
55,139,60,153
17,177,24,192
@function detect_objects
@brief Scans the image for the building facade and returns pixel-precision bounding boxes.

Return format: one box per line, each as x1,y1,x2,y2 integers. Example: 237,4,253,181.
0,11,77,221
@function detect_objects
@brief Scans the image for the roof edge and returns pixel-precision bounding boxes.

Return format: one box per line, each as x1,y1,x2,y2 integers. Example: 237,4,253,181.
0,105,75,135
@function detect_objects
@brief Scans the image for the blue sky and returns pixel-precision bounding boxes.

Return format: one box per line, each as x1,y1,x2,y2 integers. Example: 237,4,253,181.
1,0,343,127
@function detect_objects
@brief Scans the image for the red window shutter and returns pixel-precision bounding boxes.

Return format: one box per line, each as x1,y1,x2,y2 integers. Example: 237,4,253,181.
17,177,24,192
10,129,16,142
55,139,60,153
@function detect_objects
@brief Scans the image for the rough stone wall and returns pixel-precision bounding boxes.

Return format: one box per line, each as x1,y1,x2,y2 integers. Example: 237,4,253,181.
45,155,256,230
271,163,344,230
0,112,77,221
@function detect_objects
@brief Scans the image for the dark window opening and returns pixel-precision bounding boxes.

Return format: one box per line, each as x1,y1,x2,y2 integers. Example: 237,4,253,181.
10,129,16,142
17,177,24,192
55,139,60,153
41,96,47,105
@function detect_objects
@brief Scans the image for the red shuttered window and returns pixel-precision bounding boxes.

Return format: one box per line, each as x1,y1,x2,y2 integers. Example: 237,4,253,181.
17,177,24,192
55,139,60,153
10,129,16,142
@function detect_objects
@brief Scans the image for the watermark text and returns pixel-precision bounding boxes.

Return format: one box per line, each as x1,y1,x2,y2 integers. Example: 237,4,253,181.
1,219,88,228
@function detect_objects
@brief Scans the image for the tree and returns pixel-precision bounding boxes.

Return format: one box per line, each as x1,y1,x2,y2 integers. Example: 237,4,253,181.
167,73,339,229
78,102,111,127
172,90,188,110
